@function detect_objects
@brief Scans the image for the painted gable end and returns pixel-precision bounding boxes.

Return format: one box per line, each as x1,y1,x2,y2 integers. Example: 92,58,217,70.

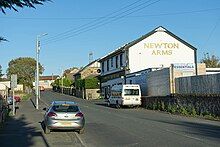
128,29,195,73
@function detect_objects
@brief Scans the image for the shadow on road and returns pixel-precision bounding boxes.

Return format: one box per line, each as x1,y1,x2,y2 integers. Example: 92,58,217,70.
140,116,220,141
0,114,49,147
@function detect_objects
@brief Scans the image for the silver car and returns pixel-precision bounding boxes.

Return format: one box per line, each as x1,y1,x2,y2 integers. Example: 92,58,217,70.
43,101,85,134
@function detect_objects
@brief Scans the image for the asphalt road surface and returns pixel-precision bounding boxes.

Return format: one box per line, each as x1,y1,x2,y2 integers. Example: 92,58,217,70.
35,90,220,147
1,90,217,147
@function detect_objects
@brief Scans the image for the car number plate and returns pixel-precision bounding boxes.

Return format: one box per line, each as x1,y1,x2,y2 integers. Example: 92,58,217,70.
60,122,71,126
125,98,130,100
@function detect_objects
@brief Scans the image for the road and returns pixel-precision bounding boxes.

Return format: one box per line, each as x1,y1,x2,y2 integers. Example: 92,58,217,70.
37,90,220,147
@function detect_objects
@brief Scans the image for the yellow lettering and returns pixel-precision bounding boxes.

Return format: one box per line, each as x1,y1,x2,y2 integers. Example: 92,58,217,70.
144,43,149,49
157,50,161,55
144,42,179,49
151,50,173,55
155,43,162,48
152,50,157,55
173,43,179,48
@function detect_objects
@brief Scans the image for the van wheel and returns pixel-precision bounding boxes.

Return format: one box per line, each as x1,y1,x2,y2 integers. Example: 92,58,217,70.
116,101,120,109
107,101,111,107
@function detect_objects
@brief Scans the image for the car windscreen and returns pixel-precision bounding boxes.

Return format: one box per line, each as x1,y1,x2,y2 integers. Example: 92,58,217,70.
52,104,79,112
124,89,139,96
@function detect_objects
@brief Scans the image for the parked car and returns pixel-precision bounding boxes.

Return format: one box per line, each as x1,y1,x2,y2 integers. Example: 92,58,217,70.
7,97,13,105
43,101,85,134
40,86,45,91
7,96,21,105
14,96,21,102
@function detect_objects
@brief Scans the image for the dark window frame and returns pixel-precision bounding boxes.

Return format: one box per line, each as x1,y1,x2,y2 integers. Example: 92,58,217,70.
107,60,109,71
116,56,118,68
111,57,113,67
102,62,104,72
120,54,123,67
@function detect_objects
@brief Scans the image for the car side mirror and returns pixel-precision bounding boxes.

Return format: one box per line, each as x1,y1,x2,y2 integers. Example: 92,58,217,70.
43,108,47,111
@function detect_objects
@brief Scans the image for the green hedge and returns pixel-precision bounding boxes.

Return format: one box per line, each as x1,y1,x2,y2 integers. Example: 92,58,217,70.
85,77,99,89
76,77,99,89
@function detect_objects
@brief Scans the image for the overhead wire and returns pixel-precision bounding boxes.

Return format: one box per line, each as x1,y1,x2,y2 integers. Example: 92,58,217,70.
1,7,219,20
42,0,147,43
42,0,161,45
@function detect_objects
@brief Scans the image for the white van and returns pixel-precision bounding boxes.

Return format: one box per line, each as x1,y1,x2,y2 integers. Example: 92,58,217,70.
107,84,141,108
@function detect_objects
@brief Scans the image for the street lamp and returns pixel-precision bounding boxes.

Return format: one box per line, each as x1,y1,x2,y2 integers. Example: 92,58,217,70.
36,33,47,110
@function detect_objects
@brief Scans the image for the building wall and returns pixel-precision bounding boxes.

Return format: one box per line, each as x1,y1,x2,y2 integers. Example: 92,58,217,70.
85,89,100,100
99,27,197,97
129,30,195,73
146,68,171,96
80,61,100,79
206,68,220,75
81,67,100,79
101,52,126,76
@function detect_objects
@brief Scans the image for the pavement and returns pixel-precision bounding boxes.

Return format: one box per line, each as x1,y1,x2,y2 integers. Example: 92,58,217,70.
0,98,50,147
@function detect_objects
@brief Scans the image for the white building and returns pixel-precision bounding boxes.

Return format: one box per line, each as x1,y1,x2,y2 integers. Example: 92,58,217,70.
206,68,220,75
99,26,198,97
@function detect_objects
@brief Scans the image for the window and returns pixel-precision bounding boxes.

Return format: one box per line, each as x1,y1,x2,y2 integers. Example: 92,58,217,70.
102,62,104,72
124,89,139,96
111,57,113,67
52,105,79,112
116,56,118,68
107,60,109,71
120,54,123,67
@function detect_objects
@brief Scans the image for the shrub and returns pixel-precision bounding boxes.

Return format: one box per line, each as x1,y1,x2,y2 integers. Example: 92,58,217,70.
161,101,165,111
178,106,188,115
152,102,157,110
167,104,177,113
191,108,197,116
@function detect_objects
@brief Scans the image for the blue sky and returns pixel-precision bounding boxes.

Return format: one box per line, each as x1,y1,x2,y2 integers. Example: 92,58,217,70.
1,0,220,76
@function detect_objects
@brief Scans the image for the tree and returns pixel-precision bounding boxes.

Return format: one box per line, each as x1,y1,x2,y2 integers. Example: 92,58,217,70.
53,77,73,87
0,65,3,78
0,0,49,13
200,53,220,68
7,57,44,88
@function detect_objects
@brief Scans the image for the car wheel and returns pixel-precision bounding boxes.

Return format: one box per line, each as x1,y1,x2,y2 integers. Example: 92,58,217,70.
44,125,51,134
78,127,85,134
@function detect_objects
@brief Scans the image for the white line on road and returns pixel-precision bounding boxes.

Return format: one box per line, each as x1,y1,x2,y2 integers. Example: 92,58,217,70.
165,129,204,142
75,133,87,147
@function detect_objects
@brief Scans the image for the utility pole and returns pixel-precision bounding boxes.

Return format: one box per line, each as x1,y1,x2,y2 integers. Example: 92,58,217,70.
11,74,17,116
36,36,39,110
61,69,64,94
36,33,47,110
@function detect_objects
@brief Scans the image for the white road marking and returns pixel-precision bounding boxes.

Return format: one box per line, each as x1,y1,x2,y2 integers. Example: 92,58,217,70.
166,129,204,142
75,132,87,147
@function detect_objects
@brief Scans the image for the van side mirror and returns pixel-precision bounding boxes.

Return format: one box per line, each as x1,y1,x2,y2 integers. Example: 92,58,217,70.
43,108,47,111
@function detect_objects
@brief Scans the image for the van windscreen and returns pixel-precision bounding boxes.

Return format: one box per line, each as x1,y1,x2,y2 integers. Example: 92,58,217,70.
124,89,139,96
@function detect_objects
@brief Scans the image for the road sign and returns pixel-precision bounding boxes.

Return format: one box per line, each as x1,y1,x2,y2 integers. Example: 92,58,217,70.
11,74,17,90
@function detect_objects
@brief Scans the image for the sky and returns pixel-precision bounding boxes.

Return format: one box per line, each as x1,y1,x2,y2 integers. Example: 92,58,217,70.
0,0,220,76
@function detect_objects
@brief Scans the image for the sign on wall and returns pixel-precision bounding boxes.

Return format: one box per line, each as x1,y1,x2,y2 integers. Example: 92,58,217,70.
173,63,195,71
